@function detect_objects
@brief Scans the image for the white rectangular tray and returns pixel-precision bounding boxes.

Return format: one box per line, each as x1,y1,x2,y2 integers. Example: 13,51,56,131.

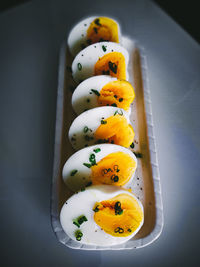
51,37,163,250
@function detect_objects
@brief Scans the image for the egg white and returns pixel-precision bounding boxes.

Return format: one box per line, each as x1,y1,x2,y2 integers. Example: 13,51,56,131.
72,75,117,115
67,16,121,56
72,42,129,83
62,143,137,192
60,185,144,247
68,106,132,151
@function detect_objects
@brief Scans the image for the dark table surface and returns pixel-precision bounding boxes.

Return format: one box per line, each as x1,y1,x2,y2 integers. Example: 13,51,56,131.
0,0,200,266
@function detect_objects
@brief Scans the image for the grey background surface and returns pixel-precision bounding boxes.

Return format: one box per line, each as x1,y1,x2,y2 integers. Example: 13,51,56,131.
0,0,199,266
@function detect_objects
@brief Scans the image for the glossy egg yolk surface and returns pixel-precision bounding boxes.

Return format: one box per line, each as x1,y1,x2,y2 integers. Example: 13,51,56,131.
93,194,143,237
91,152,136,186
94,52,126,80
98,80,135,110
94,114,134,147
87,17,119,44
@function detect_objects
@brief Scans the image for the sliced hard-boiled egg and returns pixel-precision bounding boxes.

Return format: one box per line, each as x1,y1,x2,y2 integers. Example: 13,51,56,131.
68,16,121,56
72,42,129,83
68,106,135,150
72,75,135,115
60,185,144,246
62,144,137,192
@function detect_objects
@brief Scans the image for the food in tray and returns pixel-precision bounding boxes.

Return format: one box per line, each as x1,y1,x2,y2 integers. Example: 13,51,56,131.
68,16,121,56
60,185,144,246
68,106,135,150
59,16,145,247
62,144,137,192
72,75,135,115
72,42,129,83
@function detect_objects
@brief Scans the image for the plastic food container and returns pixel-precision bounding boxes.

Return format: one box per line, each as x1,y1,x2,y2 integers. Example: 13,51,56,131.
51,36,164,250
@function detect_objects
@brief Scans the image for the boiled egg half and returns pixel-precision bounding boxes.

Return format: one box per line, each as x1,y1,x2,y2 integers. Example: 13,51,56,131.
62,144,137,192
68,16,121,56
72,75,135,115
72,42,129,83
60,185,144,246
68,106,135,150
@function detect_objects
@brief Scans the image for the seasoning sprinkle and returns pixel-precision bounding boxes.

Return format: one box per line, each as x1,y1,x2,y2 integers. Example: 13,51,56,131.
119,98,123,102
77,63,82,71
70,170,78,176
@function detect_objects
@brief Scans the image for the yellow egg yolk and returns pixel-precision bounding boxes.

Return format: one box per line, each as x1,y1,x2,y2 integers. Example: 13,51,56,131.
87,17,119,44
94,114,134,147
93,194,143,237
98,80,135,110
91,152,136,186
94,52,126,80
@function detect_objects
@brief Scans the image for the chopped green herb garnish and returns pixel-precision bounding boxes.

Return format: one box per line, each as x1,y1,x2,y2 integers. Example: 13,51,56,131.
93,205,99,212
75,230,83,241
119,98,123,102
83,163,92,168
114,109,123,116
93,27,98,34
84,135,93,141
86,181,92,187
70,170,78,176
93,148,101,153
102,70,110,75
77,63,82,71
102,45,107,52
73,220,80,228
108,61,117,74
114,201,123,215
83,126,89,133
77,215,88,225
114,95,118,98
127,228,132,232
94,18,101,26
111,175,119,182
111,103,117,107
87,39,92,44
101,120,107,124
91,89,100,96
130,142,134,149
89,153,96,165
114,227,124,233
134,152,142,158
